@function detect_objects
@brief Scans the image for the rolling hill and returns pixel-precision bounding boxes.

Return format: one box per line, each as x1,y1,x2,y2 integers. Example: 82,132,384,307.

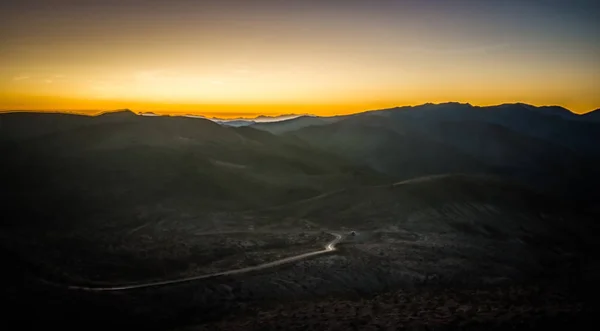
284,114,491,179
254,103,600,204
372,103,600,156
0,111,386,232
4,103,598,234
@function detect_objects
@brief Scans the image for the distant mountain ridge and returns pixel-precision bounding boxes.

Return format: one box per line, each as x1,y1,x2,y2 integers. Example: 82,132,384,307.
248,102,600,204
242,102,595,132
3,102,598,122
2,102,599,208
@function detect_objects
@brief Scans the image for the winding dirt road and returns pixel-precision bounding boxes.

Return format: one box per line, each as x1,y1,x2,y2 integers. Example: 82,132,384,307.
68,232,342,291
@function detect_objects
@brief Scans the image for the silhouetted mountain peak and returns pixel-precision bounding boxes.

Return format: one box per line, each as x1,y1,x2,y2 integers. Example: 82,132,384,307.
530,105,574,117
95,108,138,117
494,103,575,118
440,101,473,107
418,102,472,107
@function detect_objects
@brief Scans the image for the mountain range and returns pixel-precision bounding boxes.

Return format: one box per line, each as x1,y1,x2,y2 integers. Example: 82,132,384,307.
2,103,599,222
250,103,600,202
1,102,598,238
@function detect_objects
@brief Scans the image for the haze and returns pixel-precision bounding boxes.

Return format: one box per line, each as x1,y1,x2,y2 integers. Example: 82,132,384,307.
1,0,599,116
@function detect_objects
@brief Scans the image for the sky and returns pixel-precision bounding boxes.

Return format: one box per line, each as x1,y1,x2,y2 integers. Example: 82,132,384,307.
1,0,599,117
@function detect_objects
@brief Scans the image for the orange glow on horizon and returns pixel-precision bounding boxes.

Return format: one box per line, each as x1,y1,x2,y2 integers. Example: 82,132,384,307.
0,92,597,117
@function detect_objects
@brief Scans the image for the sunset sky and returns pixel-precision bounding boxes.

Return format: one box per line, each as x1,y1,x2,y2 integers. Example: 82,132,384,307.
1,0,599,117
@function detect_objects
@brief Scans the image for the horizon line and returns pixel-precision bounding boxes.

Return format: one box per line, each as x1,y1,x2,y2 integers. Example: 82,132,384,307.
0,101,598,119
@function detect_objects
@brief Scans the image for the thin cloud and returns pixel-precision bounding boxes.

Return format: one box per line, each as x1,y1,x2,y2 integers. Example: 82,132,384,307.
13,75,30,81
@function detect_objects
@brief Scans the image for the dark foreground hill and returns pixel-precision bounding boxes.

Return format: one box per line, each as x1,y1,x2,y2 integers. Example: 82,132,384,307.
3,174,597,330
259,173,596,259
